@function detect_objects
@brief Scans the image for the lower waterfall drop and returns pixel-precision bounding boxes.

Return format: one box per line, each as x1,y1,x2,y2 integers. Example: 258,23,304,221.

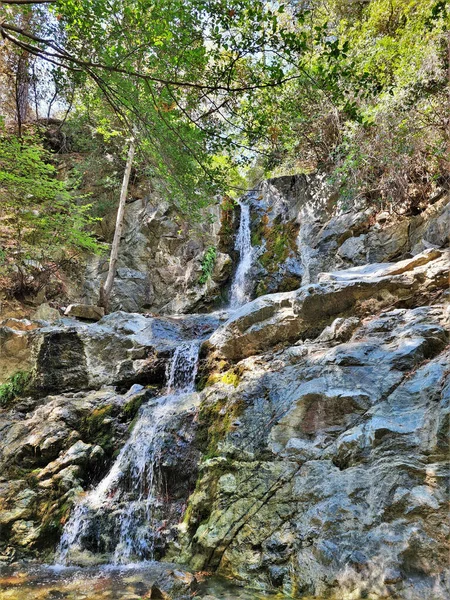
229,200,253,309
57,340,200,565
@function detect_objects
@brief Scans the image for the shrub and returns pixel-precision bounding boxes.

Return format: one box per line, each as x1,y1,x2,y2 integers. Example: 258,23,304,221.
0,129,105,298
198,246,217,285
0,371,31,407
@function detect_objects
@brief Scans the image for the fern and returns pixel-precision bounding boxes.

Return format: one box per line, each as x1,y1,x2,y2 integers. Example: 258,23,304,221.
198,246,217,285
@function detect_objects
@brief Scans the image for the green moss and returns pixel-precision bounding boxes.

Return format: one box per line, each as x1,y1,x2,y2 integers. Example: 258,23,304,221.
204,368,241,389
196,395,246,459
250,212,269,247
218,196,236,252
255,280,269,297
123,394,144,420
80,405,115,453
259,220,299,273
278,276,303,293
39,499,73,547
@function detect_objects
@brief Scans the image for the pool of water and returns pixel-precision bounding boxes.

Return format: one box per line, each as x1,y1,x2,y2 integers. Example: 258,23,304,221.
0,563,290,600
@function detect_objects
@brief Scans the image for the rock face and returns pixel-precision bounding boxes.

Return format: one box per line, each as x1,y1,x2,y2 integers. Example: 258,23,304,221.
0,310,225,387
174,292,450,598
81,199,232,314
207,249,449,361
237,175,449,299
0,386,150,560
78,173,448,315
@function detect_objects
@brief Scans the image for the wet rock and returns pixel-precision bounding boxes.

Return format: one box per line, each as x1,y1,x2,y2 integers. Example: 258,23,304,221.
18,310,224,394
0,386,149,556
32,329,89,393
177,301,450,599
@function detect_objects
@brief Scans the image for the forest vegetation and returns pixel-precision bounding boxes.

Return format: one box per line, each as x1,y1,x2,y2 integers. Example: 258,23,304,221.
0,0,448,302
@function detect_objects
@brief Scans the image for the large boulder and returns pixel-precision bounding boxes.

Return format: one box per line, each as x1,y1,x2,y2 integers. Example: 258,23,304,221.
1,310,226,395
82,199,228,314
64,303,105,321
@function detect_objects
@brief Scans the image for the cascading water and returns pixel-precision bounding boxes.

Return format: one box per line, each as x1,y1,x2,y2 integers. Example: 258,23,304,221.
229,201,253,309
57,340,200,565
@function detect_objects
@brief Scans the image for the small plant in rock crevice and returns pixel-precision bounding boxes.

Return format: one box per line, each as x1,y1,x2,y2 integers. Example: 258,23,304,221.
0,371,31,407
198,246,217,285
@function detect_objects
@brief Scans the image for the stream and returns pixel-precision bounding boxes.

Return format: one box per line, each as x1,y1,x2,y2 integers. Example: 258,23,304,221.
0,563,294,600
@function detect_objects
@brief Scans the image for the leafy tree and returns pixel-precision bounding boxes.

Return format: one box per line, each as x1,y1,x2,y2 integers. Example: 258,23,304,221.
234,0,449,211
0,0,308,307
0,127,103,297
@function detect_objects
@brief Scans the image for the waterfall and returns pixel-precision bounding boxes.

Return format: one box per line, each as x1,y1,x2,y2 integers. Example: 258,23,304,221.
57,341,200,565
166,341,200,393
229,201,253,309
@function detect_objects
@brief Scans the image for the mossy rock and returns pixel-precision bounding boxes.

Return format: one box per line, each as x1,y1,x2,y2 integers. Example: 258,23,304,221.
204,368,241,389
259,219,299,274
122,393,145,420
79,405,116,454
218,197,237,253
195,394,246,459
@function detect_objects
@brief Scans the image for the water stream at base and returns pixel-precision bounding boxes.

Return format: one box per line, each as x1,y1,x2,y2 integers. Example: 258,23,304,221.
57,340,200,565
229,200,253,309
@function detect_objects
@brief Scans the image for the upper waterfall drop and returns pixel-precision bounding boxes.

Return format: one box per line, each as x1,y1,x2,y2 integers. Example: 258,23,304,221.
229,201,253,309
56,340,201,566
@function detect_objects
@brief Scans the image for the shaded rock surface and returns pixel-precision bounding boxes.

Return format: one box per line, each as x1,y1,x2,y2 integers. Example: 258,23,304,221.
234,175,449,301
78,174,448,314
0,386,151,559
81,199,230,314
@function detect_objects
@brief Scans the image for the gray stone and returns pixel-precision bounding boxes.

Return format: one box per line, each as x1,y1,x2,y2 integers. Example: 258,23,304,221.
64,303,105,320
207,249,449,361
175,300,450,599
82,199,227,314
32,303,61,322
212,252,232,283
337,234,366,262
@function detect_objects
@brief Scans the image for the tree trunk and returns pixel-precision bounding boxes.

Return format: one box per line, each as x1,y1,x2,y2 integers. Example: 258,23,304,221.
99,137,136,311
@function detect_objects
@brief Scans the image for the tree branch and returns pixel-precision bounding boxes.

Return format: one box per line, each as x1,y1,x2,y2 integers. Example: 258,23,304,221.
0,21,301,93
0,0,55,4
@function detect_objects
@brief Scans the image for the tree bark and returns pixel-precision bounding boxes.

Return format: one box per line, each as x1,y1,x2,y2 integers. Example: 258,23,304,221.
99,137,136,311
